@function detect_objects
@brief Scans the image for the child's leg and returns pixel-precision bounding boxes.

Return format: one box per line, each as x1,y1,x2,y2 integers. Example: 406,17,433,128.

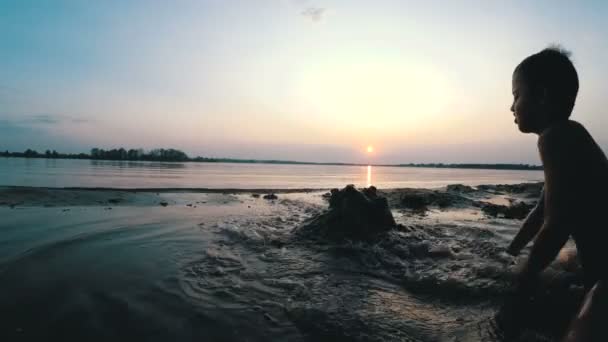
562,280,607,342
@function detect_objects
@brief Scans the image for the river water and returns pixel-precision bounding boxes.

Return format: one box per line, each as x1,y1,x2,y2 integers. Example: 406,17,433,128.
0,157,543,189
1,158,567,342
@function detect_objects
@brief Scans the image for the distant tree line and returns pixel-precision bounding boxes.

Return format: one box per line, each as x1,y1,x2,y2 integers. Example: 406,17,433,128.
0,148,308,164
395,163,543,170
0,148,190,162
0,148,543,170
0,149,90,159
89,148,188,162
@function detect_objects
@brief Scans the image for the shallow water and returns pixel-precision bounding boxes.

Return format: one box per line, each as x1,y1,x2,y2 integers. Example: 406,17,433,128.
0,157,543,189
1,189,573,342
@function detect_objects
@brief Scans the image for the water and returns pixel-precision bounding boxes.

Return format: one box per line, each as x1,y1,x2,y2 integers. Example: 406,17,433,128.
2,188,572,342
0,193,498,342
2,158,568,341
0,157,543,189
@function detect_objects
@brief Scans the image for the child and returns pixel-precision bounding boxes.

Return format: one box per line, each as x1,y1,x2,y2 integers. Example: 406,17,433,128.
507,47,608,341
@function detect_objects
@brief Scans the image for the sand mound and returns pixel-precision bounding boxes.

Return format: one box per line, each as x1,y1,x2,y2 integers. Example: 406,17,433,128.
476,201,535,219
477,182,543,196
378,188,474,215
296,185,401,240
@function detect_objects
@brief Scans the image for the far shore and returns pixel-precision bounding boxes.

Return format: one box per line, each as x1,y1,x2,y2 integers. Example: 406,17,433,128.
0,155,543,171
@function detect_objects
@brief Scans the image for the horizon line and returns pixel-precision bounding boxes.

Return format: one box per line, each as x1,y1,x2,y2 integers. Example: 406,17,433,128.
0,148,543,170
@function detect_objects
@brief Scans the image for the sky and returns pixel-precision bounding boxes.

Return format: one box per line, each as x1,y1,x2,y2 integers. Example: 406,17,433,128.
1,0,607,164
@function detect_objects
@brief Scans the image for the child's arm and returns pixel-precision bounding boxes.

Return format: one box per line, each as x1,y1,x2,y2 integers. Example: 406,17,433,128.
507,188,545,256
516,128,575,292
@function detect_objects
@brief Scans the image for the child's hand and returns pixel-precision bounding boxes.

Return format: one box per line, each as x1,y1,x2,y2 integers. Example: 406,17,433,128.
506,244,520,256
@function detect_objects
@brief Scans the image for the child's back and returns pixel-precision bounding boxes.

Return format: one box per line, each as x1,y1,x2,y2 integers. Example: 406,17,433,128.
540,119,608,286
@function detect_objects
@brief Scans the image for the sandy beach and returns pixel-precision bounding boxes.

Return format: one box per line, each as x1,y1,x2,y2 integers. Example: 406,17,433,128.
0,182,584,341
5,1,606,340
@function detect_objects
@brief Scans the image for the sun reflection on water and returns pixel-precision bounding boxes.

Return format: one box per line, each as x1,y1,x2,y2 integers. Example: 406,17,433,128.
367,165,372,187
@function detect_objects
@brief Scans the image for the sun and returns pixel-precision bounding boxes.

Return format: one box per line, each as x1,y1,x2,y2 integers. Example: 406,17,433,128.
367,145,374,153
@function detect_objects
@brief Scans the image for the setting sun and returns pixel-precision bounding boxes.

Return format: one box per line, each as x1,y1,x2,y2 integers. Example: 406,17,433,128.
367,145,374,153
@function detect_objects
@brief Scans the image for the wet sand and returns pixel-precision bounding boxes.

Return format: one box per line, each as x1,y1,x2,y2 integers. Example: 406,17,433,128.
0,182,541,209
0,183,582,341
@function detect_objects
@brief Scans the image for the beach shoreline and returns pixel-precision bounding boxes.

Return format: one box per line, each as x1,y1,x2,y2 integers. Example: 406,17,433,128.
3,181,577,342
0,182,543,208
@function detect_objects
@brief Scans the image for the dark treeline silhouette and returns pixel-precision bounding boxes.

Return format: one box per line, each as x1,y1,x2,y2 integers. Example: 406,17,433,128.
1,149,90,159
90,148,188,162
1,148,189,162
0,148,542,170
395,163,543,170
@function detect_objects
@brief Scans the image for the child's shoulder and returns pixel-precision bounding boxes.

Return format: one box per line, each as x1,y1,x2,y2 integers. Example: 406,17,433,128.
540,120,586,143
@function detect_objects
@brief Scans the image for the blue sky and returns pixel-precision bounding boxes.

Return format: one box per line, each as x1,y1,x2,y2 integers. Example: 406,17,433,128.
1,0,607,163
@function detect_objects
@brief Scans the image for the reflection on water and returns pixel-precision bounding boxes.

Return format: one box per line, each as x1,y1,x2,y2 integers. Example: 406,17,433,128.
0,157,544,189
90,160,187,169
0,195,505,341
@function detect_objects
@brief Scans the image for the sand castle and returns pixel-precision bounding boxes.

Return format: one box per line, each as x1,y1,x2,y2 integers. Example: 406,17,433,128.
297,184,401,240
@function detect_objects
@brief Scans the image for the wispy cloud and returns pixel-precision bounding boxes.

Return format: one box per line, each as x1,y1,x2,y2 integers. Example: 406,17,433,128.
0,114,95,152
27,114,92,125
29,114,61,124
301,7,325,22
0,119,29,133
0,86,24,105
0,85,22,94
70,117,92,124
287,0,326,22
287,0,311,6
0,114,93,127
0,118,77,152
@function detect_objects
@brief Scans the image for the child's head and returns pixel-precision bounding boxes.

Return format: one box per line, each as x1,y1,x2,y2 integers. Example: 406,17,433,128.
511,47,579,133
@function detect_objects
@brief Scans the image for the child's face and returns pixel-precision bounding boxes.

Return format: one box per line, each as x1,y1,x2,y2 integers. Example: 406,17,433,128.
511,70,544,134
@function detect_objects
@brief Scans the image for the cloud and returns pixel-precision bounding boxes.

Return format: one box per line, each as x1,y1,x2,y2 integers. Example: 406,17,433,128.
287,0,311,5
301,7,325,22
0,114,94,151
29,114,61,124
0,85,25,105
70,117,92,124
0,119,29,133
5,114,94,125
0,116,88,152
285,0,326,22
0,119,56,151
0,85,22,94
